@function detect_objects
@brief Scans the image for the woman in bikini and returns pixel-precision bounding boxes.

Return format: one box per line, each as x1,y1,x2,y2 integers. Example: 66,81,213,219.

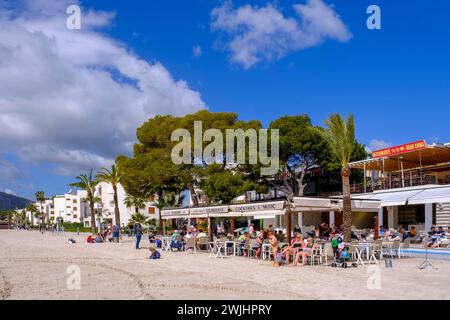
282,234,303,265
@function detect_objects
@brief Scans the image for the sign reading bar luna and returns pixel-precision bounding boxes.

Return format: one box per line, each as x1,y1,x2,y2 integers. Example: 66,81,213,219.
161,208,190,217
372,140,427,159
229,201,285,212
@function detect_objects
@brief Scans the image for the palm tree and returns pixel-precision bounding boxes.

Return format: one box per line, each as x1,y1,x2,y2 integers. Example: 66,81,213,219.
124,194,146,214
69,170,99,234
35,191,46,224
129,212,147,225
315,113,356,242
26,203,38,226
96,164,123,228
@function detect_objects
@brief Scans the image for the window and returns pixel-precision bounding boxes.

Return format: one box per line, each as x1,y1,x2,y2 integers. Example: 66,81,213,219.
73,215,78,219
73,199,77,204
148,207,155,214
73,207,77,211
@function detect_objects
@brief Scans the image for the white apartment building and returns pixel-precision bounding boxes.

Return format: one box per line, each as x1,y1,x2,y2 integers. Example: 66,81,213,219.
51,192,84,224
82,182,158,228
21,183,158,228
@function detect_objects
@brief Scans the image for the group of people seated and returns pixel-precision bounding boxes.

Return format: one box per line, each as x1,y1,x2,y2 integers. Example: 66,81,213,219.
426,226,450,247
86,233,104,243
379,225,418,241
166,226,210,251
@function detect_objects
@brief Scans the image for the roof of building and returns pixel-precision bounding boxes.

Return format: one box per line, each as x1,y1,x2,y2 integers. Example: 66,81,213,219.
350,142,450,171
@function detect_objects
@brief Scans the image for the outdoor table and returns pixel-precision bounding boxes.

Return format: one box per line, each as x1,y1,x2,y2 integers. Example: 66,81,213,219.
357,242,378,264
208,241,225,259
349,244,365,265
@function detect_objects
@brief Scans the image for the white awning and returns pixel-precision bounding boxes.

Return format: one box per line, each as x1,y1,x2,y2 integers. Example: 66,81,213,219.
293,197,331,210
345,200,381,212
366,190,424,207
407,187,450,205
294,196,380,212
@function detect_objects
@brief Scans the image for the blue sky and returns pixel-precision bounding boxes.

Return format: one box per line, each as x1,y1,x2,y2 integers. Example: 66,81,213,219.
1,0,450,200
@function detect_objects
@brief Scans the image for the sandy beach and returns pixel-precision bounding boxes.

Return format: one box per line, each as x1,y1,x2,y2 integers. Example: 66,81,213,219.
0,230,449,300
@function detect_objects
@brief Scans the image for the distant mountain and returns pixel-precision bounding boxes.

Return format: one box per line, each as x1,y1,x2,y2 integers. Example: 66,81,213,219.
0,192,33,210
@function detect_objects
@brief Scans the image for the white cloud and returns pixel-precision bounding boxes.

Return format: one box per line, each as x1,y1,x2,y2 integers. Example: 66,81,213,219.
192,45,202,58
211,0,352,69
365,139,392,153
0,0,206,177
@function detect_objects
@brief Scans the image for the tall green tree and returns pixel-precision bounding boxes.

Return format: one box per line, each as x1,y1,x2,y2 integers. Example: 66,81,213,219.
315,113,356,242
96,164,123,228
202,170,256,204
35,191,46,224
26,203,38,225
0,210,15,228
124,194,146,214
69,170,99,234
269,115,329,199
117,110,264,208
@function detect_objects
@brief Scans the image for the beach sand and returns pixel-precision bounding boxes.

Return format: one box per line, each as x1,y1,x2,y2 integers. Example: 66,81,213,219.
1,230,449,300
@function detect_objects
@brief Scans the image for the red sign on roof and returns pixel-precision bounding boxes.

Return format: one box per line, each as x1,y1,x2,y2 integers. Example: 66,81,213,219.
372,140,427,158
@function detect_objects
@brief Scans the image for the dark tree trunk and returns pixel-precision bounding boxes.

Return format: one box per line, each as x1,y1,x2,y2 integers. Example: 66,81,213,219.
157,189,163,231
90,195,96,234
285,208,291,244
342,166,352,242
113,184,121,240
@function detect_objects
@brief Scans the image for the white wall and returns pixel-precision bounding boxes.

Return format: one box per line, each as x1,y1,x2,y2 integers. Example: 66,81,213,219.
94,182,158,227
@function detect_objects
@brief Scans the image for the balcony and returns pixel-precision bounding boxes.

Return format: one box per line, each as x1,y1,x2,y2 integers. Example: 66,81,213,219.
351,169,450,194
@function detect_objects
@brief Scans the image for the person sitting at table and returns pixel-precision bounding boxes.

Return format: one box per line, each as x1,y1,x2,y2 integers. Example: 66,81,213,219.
350,231,359,241
446,227,450,237
428,226,437,236
436,226,445,236
196,229,207,239
170,230,183,251
293,237,316,267
406,226,417,239
379,226,385,235
282,234,303,265
322,224,330,240
238,232,251,256
293,224,302,235
252,231,266,259
268,231,279,267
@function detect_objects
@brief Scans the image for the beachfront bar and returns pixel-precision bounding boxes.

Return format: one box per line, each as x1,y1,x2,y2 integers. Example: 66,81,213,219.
161,198,381,242
349,140,450,231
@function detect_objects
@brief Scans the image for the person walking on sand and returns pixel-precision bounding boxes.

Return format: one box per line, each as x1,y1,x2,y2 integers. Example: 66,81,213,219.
134,222,143,249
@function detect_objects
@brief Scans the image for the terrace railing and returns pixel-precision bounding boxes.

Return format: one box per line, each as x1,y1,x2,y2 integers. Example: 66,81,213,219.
351,170,450,194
